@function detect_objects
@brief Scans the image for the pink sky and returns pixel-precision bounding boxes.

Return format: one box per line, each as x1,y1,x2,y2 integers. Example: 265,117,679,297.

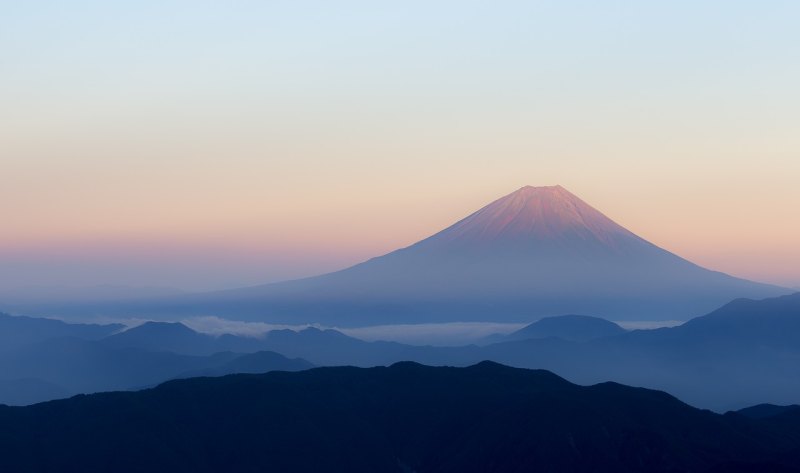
2,2,798,292
0,178,798,291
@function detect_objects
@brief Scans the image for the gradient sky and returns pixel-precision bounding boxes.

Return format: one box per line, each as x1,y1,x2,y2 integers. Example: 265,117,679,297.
2,1,799,292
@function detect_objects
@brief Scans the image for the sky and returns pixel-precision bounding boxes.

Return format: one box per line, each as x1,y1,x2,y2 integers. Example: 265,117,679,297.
1,1,799,293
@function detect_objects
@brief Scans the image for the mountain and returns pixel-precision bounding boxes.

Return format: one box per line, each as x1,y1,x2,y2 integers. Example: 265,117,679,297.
3,293,798,409
0,334,309,405
476,293,800,409
0,312,123,352
0,337,238,396
0,362,798,472
49,185,784,325
0,378,72,406
105,323,466,369
212,294,800,410
674,293,800,349
483,314,626,343
174,351,313,378
103,321,220,356
737,404,800,420
102,322,376,358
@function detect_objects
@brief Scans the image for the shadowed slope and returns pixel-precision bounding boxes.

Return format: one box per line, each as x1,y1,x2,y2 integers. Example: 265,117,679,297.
174,351,313,379
0,362,799,472
737,404,800,420
0,312,122,352
103,322,218,356
485,314,627,343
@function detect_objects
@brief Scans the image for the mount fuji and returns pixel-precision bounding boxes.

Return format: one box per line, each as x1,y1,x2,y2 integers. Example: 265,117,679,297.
25,186,790,325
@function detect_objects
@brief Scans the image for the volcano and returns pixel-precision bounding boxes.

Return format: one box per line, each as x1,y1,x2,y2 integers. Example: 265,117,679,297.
41,186,790,325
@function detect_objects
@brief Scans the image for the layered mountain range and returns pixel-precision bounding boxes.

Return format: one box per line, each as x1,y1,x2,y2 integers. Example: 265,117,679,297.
2,293,798,409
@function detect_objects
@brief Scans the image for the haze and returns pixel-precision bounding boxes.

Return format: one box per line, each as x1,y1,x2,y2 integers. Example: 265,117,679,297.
2,1,799,292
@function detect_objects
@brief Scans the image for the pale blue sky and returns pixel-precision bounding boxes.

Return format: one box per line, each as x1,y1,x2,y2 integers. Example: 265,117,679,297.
1,1,799,290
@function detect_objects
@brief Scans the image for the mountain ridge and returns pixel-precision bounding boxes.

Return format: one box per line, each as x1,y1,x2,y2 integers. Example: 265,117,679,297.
483,314,627,344
0,362,799,472
418,185,642,249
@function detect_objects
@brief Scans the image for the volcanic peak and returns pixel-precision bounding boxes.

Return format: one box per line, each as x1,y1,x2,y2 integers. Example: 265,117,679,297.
426,185,636,248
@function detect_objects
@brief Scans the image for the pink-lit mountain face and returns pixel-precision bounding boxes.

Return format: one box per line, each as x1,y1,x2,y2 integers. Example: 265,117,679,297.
40,186,790,325
414,186,657,262
426,185,636,248
380,185,690,278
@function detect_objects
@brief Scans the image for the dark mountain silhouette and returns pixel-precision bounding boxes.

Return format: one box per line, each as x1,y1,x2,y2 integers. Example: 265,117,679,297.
198,294,800,409
168,293,800,410
483,314,626,343
0,362,798,473
0,312,122,352
2,293,798,409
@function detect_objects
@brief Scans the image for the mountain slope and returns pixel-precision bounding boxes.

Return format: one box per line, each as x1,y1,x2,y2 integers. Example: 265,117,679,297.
476,293,800,409
174,351,313,378
0,312,122,352
0,378,72,406
0,337,239,395
485,314,627,343
102,322,219,356
0,362,798,472
1,293,798,409
0,337,312,405
11,186,788,324
166,186,786,324
737,404,800,420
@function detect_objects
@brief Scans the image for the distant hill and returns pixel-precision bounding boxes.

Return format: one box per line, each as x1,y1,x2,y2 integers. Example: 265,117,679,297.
102,321,220,355
2,293,799,409
16,186,788,324
214,294,800,410
102,323,448,366
0,378,72,406
102,322,382,358
483,314,626,343
0,312,123,352
477,293,800,409
0,337,238,396
675,293,800,349
737,404,800,420
0,336,311,405
0,362,798,472
175,351,313,379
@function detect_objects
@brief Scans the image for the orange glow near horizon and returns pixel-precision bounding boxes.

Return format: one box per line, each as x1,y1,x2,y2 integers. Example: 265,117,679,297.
2,2,799,291
0,177,798,291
